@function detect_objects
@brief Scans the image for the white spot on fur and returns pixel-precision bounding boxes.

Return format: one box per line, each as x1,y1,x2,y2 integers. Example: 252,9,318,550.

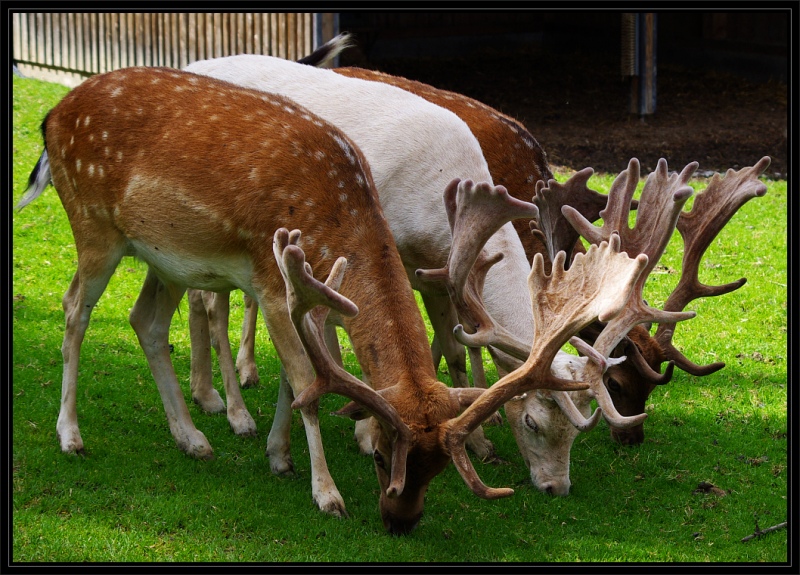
283,105,295,114
320,245,330,259
69,136,74,146
209,115,219,122
339,193,347,202
83,116,91,127
116,151,123,162
249,167,259,181
110,86,123,97
75,159,81,173
88,164,95,177
314,150,326,161
355,173,365,187
331,134,356,165
350,208,358,217
337,181,345,189
102,131,108,141
98,166,105,178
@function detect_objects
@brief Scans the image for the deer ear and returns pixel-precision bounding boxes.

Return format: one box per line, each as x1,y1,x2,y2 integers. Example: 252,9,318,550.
333,401,372,420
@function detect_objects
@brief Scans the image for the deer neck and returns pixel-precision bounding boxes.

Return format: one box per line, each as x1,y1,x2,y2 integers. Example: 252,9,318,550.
339,245,440,394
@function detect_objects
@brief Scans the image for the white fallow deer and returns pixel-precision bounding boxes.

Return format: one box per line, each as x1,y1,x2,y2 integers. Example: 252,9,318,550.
16,66,603,532
183,50,648,496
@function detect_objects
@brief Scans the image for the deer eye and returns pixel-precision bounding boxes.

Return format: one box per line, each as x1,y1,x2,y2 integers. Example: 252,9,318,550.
373,450,387,469
523,413,540,434
607,377,622,393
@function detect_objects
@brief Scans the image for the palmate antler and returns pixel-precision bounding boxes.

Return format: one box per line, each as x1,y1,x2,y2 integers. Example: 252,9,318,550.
415,179,542,360
443,235,648,498
562,158,700,417
653,157,770,374
273,228,412,498
416,178,620,431
530,167,625,266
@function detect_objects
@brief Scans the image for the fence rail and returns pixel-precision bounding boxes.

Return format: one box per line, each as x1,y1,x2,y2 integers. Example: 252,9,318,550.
12,12,337,86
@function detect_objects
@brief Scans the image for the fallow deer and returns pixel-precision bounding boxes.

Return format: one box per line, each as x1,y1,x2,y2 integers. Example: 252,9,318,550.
17,66,651,532
183,49,648,495
17,66,575,530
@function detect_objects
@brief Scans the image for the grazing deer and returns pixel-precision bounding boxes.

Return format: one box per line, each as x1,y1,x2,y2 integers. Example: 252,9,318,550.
17,65,649,532
309,33,769,447
183,49,648,496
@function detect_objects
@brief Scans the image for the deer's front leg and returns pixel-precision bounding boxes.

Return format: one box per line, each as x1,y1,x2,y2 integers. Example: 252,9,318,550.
203,291,257,436
261,299,347,517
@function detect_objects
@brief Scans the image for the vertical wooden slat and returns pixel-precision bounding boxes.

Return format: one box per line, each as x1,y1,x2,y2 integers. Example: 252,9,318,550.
13,11,317,81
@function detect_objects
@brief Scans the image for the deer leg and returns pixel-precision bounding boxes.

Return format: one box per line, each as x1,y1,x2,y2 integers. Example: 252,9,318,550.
260,299,347,517
322,323,375,455
420,293,498,454
202,290,257,437
187,289,226,413
236,292,260,387
420,293,469,387
129,269,212,459
56,248,125,455
268,366,296,476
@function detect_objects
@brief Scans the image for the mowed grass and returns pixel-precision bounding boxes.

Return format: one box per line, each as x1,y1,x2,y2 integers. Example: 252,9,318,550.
11,74,788,563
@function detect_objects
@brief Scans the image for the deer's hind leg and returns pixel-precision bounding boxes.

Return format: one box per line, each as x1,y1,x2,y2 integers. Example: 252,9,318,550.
56,243,128,455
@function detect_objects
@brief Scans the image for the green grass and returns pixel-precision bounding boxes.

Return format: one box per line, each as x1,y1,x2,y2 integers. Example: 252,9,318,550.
11,75,788,563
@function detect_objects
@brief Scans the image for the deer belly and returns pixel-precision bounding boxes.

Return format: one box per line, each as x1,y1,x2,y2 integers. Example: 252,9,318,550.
128,239,253,292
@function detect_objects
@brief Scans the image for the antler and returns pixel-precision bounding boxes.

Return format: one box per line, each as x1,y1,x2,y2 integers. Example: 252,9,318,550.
444,235,648,498
273,228,412,498
415,179,542,363
653,157,770,374
563,158,700,424
417,178,607,433
530,167,624,266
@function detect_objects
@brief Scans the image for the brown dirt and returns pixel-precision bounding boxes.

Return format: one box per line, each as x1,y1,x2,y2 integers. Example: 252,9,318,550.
343,50,787,180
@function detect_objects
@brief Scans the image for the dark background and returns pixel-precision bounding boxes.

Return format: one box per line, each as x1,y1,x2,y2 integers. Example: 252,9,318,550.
333,11,789,178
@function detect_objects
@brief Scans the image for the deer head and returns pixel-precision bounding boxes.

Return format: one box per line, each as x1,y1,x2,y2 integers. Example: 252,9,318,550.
558,157,770,443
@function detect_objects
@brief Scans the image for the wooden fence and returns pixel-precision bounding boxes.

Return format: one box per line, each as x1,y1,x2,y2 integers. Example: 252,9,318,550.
12,12,339,86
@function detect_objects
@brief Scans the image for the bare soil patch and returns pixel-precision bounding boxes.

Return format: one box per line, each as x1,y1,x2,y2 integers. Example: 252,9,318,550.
346,50,787,179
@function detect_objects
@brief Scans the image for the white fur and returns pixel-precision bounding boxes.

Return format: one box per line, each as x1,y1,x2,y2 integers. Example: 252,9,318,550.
184,56,536,344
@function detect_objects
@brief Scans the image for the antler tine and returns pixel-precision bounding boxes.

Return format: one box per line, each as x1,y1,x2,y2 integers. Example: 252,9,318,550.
416,178,539,361
445,235,648,499
531,167,622,266
653,157,770,375
273,228,412,497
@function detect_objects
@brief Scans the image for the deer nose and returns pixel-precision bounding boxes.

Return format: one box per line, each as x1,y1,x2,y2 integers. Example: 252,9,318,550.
540,480,571,497
611,425,645,445
383,510,423,536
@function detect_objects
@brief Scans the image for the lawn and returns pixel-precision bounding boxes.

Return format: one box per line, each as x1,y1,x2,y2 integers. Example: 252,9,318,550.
11,74,789,564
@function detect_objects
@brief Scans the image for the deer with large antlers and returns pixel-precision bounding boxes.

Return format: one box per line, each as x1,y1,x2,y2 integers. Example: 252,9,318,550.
183,48,649,496
308,33,769,447
273,178,649,529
